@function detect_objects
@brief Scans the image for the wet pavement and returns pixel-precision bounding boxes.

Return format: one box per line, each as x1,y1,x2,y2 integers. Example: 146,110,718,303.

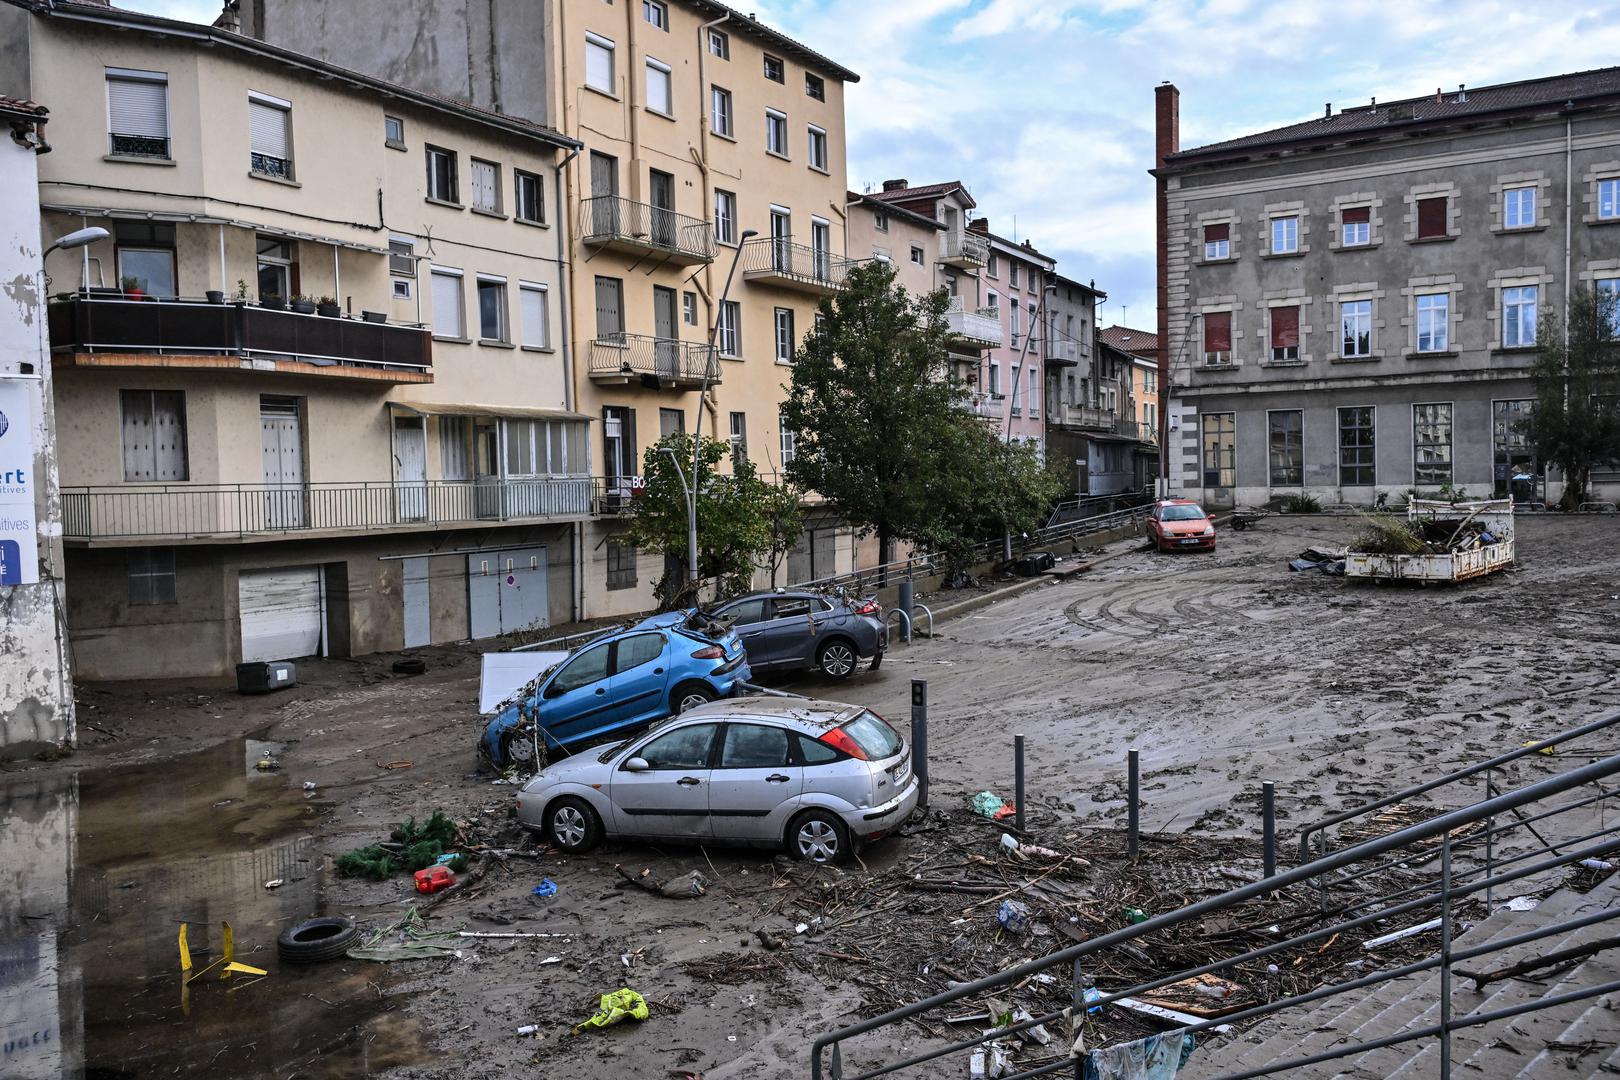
0,737,426,1079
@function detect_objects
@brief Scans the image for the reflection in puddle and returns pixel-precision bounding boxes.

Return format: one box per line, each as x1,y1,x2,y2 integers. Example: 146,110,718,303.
1,741,426,1078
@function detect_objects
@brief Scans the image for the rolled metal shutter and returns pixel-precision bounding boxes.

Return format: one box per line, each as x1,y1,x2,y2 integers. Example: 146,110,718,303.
239,566,323,663
249,100,290,160
107,75,168,138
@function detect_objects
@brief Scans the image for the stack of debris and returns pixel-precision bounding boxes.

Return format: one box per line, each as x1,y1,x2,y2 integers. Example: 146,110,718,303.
1287,546,1346,575
1352,513,1499,557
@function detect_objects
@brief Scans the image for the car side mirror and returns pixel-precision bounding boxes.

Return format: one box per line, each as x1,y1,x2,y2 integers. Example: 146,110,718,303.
624,757,650,772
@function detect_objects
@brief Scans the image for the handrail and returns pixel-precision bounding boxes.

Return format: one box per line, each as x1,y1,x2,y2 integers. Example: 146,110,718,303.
578,194,715,262
811,749,1620,1079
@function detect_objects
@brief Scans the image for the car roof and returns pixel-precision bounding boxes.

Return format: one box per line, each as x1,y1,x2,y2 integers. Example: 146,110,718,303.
674,695,866,729
1158,498,1200,506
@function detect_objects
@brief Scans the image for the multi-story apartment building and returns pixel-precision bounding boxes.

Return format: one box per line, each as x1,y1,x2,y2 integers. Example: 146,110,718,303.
1154,71,1620,508
981,228,1056,455
1098,324,1163,456
3,1,584,678
242,0,861,615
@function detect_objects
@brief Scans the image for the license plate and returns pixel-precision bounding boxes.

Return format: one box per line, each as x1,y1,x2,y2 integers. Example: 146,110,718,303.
893,758,911,783
1180,538,1202,545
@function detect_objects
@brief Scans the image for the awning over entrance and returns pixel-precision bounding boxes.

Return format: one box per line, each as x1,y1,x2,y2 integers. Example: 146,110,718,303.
387,402,596,423
41,203,390,254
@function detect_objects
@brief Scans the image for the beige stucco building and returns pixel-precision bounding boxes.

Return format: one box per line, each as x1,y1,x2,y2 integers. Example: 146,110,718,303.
3,1,587,678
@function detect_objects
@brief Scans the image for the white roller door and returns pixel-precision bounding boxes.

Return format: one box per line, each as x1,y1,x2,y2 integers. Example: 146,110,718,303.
239,566,324,663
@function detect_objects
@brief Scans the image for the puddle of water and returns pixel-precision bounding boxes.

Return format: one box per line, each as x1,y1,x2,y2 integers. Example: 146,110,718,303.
1,740,427,1079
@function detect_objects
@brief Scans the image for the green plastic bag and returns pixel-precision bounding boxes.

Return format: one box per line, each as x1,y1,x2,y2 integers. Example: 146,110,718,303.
574,988,650,1033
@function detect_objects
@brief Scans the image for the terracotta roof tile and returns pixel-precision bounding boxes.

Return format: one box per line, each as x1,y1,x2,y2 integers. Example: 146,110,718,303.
0,94,48,119
1101,325,1159,355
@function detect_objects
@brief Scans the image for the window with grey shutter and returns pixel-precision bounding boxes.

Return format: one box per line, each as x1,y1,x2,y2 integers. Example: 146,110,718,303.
470,159,500,212
121,390,189,482
106,68,169,158
248,94,293,179
595,276,624,340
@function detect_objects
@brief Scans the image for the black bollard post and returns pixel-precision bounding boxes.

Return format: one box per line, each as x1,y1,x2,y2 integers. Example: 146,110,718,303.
910,679,929,808
1127,747,1140,858
1014,733,1025,834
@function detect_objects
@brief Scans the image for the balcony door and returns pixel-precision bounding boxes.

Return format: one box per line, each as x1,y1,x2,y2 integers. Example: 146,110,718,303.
393,415,428,522
590,151,619,235
653,286,678,378
603,406,637,503
595,276,624,344
649,169,675,248
811,219,831,281
260,396,305,529
769,207,791,272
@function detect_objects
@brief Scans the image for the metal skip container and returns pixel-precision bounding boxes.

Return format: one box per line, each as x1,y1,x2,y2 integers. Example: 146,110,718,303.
1345,498,1516,583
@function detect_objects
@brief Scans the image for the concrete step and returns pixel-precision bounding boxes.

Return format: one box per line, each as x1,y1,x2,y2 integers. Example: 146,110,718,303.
1509,993,1620,1078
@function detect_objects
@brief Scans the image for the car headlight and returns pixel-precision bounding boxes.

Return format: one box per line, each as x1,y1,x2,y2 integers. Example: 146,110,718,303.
1202,525,1215,536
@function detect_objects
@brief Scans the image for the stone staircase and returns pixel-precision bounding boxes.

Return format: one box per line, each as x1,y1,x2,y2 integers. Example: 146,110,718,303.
1192,871,1620,1079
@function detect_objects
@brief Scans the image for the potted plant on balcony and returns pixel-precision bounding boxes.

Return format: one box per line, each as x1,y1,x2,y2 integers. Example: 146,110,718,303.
206,288,226,304
232,279,250,305
260,292,286,311
290,294,317,315
316,295,341,318
120,275,144,300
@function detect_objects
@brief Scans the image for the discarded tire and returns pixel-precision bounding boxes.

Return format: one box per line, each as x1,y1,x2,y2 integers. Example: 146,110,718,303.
392,657,427,676
277,916,360,963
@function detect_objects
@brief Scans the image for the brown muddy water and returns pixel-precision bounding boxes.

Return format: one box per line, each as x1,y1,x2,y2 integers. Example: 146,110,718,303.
1,738,425,1079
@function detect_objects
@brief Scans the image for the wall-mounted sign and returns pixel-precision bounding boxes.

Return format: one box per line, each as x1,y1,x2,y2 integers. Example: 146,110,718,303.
0,378,40,585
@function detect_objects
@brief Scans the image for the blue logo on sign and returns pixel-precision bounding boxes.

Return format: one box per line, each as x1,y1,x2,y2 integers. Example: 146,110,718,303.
0,539,20,584
0,407,9,439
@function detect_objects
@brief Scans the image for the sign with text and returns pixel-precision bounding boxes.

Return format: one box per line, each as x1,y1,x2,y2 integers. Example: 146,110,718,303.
0,378,40,585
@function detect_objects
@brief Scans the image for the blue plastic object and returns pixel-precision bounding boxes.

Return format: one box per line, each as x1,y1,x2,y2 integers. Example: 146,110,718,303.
532,878,558,898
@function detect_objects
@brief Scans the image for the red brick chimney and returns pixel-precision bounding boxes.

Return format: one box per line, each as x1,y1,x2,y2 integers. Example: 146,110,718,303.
968,217,990,234
882,179,908,192
1154,82,1179,491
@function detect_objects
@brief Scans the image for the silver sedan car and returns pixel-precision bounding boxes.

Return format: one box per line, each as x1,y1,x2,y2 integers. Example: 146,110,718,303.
514,697,917,864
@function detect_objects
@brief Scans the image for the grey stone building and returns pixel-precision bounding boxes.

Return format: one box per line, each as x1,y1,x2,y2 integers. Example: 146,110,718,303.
1153,70,1620,509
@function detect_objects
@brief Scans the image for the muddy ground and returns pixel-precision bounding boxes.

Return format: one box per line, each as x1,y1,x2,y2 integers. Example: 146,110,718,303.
3,514,1618,1079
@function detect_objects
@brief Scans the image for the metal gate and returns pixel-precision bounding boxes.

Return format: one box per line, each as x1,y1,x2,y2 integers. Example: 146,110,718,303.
239,565,324,663
402,556,430,648
467,546,549,640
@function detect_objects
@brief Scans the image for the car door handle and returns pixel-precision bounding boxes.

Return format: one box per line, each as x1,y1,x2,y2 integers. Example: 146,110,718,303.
676,776,702,786
744,631,763,638
653,667,663,675
765,774,790,783
595,687,606,695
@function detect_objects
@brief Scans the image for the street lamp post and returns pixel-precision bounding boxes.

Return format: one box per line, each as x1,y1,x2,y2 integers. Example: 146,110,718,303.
678,227,759,597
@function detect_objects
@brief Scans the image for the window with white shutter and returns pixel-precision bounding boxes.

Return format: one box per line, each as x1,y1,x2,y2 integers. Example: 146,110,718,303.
585,33,616,94
431,267,465,338
106,68,170,158
470,159,500,213
520,283,550,349
248,92,293,180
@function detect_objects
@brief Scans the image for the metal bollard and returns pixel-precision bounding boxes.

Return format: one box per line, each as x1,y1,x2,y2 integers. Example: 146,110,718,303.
1127,747,1140,858
910,679,929,809
897,579,914,643
1262,781,1277,880
1014,733,1025,834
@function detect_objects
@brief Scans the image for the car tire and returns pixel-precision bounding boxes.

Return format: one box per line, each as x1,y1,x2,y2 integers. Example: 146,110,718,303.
499,728,538,771
787,809,851,865
545,795,602,854
672,681,715,713
816,638,858,680
277,916,359,964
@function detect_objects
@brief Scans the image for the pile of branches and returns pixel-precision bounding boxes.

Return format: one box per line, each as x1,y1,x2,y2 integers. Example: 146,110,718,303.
1352,512,1502,556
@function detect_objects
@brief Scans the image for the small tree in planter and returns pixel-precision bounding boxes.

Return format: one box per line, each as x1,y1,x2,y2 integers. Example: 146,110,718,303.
120,275,144,300
316,295,341,317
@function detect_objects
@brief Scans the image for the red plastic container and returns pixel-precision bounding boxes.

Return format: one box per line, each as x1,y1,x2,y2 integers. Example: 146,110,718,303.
414,865,456,894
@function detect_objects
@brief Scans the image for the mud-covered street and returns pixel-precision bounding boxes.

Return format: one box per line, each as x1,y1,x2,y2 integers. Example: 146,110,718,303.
4,515,1618,1079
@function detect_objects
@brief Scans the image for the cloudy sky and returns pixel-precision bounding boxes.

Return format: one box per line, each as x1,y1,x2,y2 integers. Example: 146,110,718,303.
126,0,1620,329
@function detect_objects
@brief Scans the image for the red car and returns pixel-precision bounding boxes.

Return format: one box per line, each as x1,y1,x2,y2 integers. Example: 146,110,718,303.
1147,499,1216,552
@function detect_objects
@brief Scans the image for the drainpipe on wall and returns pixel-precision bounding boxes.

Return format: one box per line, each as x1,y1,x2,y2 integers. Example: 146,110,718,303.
553,144,584,624
695,11,731,444
1564,118,1572,352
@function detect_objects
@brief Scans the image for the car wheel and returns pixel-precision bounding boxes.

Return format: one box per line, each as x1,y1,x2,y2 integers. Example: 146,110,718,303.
788,809,850,865
277,916,359,964
816,639,858,680
500,728,537,770
546,796,602,854
672,682,715,713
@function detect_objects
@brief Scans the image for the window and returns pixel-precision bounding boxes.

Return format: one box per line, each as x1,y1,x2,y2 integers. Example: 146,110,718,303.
764,54,784,83
393,279,411,299
1203,311,1232,365
637,723,717,770
1203,222,1230,260
910,245,924,265
807,125,828,171
988,360,1000,395
1269,305,1299,361
683,291,697,325
388,235,415,278
645,58,673,115
106,68,169,158
594,276,624,339
121,389,188,482
660,408,684,437
585,32,615,94
254,233,292,301
426,145,458,203
986,290,999,316
1503,285,1537,347
1599,278,1620,335
616,633,664,675
718,300,740,356
117,221,177,298
1503,186,1536,230
1009,301,1021,344
1416,293,1449,352
774,307,795,364
513,170,544,224
551,643,611,695
248,92,293,179
519,282,550,349
1340,299,1372,358
476,276,507,342
711,85,733,137
1028,371,1038,417
469,158,501,213
987,253,1000,277
1268,411,1303,486
430,267,465,338
1342,206,1370,246
384,114,405,147
766,109,788,156
1414,403,1453,485
1493,400,1537,496
797,733,839,765
729,411,747,466
128,548,177,606
1417,196,1448,239
1201,412,1235,488
441,416,471,480
643,0,667,29
714,189,737,244
1338,406,1375,485
805,72,825,101
1010,263,1020,288
1600,179,1619,220
779,411,796,464
873,210,888,232
721,724,791,769
708,28,730,59
1271,215,1299,254
607,540,638,590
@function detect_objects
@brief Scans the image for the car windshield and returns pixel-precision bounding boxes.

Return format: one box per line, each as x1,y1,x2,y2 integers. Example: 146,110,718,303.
839,711,902,760
1161,505,1207,521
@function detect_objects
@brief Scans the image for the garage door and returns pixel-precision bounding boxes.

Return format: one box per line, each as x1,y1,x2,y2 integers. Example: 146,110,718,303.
239,566,324,663
467,547,548,640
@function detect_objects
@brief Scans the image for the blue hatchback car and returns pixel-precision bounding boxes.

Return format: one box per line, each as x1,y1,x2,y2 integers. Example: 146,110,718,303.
480,609,751,771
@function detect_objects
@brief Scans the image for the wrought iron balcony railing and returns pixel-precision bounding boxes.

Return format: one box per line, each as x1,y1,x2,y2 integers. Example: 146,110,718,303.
579,195,716,264
938,229,990,268
587,333,719,388
740,236,860,294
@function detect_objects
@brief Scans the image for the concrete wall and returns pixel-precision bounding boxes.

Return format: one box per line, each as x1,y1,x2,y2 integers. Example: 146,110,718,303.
846,196,939,297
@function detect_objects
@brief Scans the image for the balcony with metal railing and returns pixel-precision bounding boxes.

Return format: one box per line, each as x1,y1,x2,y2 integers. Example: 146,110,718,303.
47,292,433,381
1043,337,1080,365
740,236,860,295
587,332,719,389
578,196,715,264
938,229,989,268
944,297,1002,348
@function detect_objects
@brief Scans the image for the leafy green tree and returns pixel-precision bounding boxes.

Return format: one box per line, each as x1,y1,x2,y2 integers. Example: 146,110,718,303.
925,419,1064,572
756,474,807,588
1527,286,1620,508
627,433,777,608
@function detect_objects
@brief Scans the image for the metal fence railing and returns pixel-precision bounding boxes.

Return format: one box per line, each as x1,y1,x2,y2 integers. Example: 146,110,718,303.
579,195,716,263
588,332,718,385
740,236,862,291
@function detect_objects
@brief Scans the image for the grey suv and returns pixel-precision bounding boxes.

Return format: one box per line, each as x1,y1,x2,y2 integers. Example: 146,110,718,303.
710,591,886,680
